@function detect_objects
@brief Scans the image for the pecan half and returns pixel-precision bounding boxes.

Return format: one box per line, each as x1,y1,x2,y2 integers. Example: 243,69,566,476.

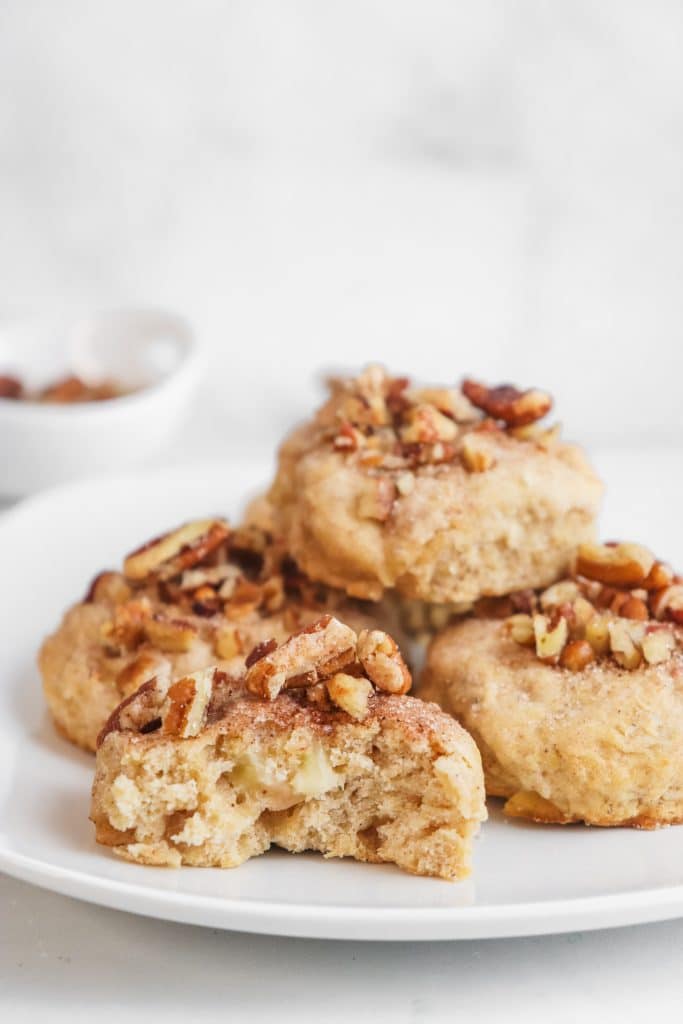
123,519,230,581
462,379,552,427
575,542,655,588
356,628,411,694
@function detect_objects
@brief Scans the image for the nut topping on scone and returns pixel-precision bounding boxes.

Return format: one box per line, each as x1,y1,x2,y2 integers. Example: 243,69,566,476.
461,380,553,427
41,512,391,752
504,540,683,670
92,615,483,880
242,616,412,715
321,367,558,473
123,519,231,581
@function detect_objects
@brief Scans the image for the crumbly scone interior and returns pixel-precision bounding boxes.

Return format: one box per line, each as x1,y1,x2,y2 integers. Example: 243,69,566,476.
94,707,482,880
92,616,485,880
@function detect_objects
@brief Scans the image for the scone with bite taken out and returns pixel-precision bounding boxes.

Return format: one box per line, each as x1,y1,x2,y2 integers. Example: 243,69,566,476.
268,366,603,604
91,616,486,880
40,519,392,753
421,541,683,827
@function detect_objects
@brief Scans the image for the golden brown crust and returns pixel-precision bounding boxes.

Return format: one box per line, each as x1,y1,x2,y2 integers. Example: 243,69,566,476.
421,615,683,827
268,367,602,603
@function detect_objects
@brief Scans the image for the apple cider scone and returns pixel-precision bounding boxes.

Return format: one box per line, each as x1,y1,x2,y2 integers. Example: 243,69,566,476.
40,519,387,753
267,367,603,604
91,616,486,880
421,541,683,828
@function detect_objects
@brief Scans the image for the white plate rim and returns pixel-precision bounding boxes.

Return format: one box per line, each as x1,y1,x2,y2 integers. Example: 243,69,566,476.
3,460,683,942
3,843,683,941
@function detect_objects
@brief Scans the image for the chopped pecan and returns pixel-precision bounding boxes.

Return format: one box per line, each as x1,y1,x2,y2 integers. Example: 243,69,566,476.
116,651,171,697
641,626,677,665
507,613,535,646
213,625,244,660
244,637,278,668
0,374,23,399
161,668,215,738
533,613,568,663
643,561,674,591
333,420,365,453
191,584,222,617
143,614,198,653
608,620,643,669
400,403,458,444
585,615,611,655
462,379,552,427
326,673,373,720
245,615,357,700
559,639,595,672
619,596,649,621
650,585,683,625
575,542,654,588
103,599,153,651
123,519,230,582
85,570,132,606
356,628,411,694
540,580,580,610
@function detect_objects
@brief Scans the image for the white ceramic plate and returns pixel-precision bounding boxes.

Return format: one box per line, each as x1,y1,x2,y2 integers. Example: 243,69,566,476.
2,457,683,941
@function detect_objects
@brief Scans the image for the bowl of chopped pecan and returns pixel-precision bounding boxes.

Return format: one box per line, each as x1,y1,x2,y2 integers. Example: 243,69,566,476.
0,309,202,496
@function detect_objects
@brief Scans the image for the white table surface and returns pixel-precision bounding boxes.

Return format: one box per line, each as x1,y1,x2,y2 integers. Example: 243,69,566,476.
3,444,683,1021
3,872,683,1023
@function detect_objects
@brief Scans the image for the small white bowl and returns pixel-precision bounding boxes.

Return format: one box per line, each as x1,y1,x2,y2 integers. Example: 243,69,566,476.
0,309,203,497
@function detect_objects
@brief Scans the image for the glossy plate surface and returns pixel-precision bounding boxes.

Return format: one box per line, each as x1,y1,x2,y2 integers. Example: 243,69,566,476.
1,455,683,940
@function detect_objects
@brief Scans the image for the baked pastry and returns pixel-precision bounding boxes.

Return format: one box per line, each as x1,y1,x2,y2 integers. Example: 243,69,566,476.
421,541,683,827
40,519,386,753
268,367,602,603
91,616,486,880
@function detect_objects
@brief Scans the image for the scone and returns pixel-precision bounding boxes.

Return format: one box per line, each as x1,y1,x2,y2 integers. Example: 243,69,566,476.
421,541,683,827
268,366,603,603
91,616,486,880
40,518,386,753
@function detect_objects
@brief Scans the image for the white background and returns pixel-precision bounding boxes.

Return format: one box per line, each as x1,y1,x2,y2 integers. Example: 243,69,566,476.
1,1,682,451
2,3,683,1020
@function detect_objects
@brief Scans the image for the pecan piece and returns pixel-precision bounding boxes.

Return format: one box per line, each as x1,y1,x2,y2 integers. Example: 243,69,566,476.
507,613,535,646
85,570,132,606
0,374,23,399
400,403,458,444
650,585,683,624
608,620,643,669
533,613,568,663
245,615,357,700
161,667,216,738
462,379,552,427
641,627,677,665
123,519,230,581
356,628,411,694
143,614,198,653
575,542,655,588
326,673,373,721
559,639,595,672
